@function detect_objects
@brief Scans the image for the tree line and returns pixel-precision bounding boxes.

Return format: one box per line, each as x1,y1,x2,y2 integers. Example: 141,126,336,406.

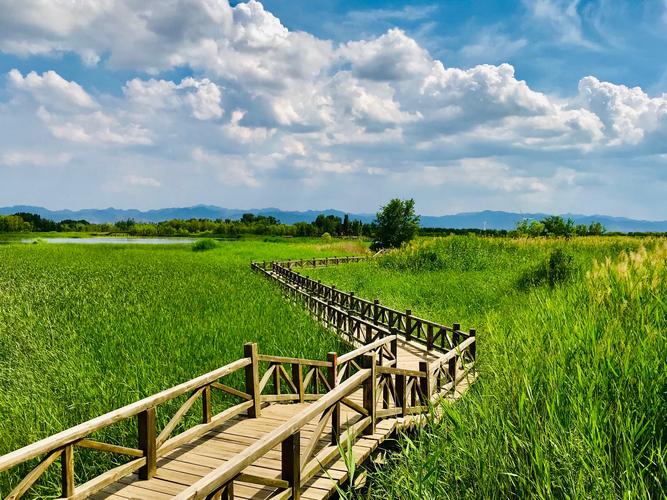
0,211,375,238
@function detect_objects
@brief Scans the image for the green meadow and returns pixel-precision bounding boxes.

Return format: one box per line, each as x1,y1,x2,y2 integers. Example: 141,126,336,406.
0,238,366,495
309,236,667,498
1,235,665,498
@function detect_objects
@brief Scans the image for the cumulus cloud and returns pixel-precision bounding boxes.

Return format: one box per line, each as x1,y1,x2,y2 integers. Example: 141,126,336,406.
124,77,223,120
122,175,161,188
8,69,96,109
0,0,665,216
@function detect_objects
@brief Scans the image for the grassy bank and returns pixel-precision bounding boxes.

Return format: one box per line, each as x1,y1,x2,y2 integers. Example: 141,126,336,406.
0,238,366,495
310,236,666,498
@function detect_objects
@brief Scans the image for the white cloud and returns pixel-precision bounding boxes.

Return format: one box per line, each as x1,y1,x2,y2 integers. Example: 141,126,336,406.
576,76,667,145
124,77,223,120
37,107,152,146
122,175,161,188
0,1,666,216
523,0,600,49
191,147,261,187
8,69,96,109
339,28,434,81
1,150,72,167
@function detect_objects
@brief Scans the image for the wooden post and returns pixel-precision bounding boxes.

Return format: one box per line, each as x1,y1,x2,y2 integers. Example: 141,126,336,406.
395,374,406,417
138,407,156,480
365,323,373,344
244,343,261,418
453,322,461,347
349,291,354,310
292,364,304,403
327,352,340,445
203,385,212,424
419,361,431,402
373,299,379,325
391,333,399,365
222,482,234,499
405,310,412,341
61,444,75,497
427,323,436,351
362,354,376,435
448,354,457,392
282,432,301,500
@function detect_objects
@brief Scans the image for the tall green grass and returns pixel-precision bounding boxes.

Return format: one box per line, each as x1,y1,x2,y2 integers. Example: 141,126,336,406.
0,238,367,495
312,236,666,498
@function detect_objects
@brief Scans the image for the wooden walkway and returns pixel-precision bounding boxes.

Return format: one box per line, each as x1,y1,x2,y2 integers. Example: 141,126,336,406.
0,256,476,500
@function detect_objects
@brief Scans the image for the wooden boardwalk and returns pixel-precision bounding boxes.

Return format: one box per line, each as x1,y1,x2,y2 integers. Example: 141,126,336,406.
0,256,476,500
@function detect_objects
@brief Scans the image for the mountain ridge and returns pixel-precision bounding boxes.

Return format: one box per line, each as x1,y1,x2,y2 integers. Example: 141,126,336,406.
1,205,665,233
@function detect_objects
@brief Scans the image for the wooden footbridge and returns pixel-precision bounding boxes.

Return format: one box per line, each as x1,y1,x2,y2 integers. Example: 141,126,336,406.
0,256,477,499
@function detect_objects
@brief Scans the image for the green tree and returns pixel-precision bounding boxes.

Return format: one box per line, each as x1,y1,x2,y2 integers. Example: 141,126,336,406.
542,216,575,237
588,221,605,235
372,198,420,250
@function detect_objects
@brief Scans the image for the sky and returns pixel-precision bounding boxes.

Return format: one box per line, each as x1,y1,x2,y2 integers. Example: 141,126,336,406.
0,0,666,218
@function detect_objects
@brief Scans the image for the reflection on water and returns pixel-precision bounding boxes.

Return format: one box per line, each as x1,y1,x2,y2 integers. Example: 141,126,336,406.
21,237,198,245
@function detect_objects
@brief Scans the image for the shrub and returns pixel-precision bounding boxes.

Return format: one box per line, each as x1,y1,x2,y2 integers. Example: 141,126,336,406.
192,238,217,251
518,248,576,289
321,232,333,242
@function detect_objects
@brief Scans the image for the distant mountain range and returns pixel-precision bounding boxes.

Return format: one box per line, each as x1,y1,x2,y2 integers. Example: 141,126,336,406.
1,205,666,233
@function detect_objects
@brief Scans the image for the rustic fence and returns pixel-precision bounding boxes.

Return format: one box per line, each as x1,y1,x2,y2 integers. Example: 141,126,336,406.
0,254,477,499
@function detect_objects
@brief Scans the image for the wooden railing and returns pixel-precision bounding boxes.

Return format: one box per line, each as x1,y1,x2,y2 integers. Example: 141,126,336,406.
0,356,254,499
252,258,476,353
1,255,477,499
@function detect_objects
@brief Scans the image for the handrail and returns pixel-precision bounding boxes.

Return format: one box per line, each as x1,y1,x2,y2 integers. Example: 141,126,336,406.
0,357,251,473
173,369,372,500
338,336,394,364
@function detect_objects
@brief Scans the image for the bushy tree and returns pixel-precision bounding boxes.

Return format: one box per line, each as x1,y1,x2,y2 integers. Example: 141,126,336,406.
372,198,420,250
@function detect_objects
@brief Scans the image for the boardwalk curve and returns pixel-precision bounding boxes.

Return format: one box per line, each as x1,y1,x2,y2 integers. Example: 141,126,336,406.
0,256,477,499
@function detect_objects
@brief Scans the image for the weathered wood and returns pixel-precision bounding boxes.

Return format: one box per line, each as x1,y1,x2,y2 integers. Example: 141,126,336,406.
0,358,250,474
258,355,331,368
138,407,157,480
77,439,143,458
362,354,376,436
419,361,431,402
202,385,212,424
61,445,75,497
327,352,340,445
6,448,62,500
210,382,251,401
244,342,261,418
292,363,304,403
157,387,204,448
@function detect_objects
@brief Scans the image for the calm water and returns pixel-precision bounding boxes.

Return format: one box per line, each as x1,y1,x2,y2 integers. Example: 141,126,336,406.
21,237,197,245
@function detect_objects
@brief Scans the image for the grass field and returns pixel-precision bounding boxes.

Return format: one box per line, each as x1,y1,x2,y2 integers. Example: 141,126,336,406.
0,237,366,495
309,236,667,498
1,235,665,498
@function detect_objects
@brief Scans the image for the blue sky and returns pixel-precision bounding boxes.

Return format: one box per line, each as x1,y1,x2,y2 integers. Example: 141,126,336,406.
0,0,666,218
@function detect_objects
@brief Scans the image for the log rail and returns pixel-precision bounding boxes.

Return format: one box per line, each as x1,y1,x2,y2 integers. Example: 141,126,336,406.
0,254,477,499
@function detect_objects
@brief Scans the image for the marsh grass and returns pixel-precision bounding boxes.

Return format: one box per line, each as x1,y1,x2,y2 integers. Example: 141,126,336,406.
0,238,367,495
310,236,666,498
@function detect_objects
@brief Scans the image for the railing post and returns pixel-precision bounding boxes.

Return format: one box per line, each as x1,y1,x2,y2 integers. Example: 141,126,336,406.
61,444,75,497
282,432,301,500
453,322,461,347
203,384,212,423
419,361,432,403
405,310,412,341
138,407,156,480
362,354,376,435
427,324,434,351
448,353,457,392
244,342,261,418
327,352,340,445
292,363,304,403
365,323,372,344
373,299,379,325
396,373,406,417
